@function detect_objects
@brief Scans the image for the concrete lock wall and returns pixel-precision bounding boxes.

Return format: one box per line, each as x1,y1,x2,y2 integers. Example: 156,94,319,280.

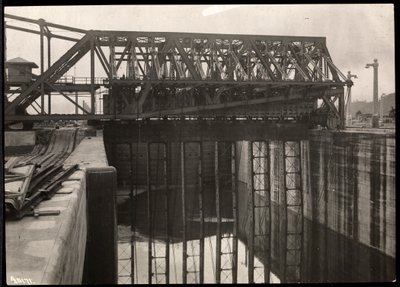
235,134,395,282
105,129,395,260
236,131,395,260
4,131,36,147
5,130,110,285
104,141,218,188
305,131,396,258
4,131,36,155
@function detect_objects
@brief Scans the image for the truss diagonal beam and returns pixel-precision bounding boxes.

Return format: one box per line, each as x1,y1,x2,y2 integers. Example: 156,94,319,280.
94,47,111,78
116,42,132,71
250,40,277,81
44,81,91,114
5,24,80,42
266,51,287,80
173,39,202,80
321,94,339,118
5,33,92,114
5,13,87,34
303,53,328,81
321,54,346,82
95,39,112,76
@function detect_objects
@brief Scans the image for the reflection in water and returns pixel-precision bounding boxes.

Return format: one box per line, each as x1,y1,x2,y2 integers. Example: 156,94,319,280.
117,234,280,284
114,141,395,284
116,188,395,284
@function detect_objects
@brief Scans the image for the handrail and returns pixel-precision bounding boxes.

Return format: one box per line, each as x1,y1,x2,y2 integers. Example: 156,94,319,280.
55,76,108,85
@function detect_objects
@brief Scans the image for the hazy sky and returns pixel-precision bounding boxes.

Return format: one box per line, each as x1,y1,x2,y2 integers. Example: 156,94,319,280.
4,4,395,113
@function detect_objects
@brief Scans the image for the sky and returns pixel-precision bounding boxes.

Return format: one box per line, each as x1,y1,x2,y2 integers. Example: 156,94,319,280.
4,4,395,113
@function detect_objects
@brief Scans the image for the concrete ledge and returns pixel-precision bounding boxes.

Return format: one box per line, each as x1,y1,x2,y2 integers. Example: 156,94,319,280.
6,130,108,285
5,131,36,156
4,131,36,147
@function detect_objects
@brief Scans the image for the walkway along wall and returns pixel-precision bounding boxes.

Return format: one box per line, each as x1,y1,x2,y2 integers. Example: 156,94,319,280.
5,130,110,285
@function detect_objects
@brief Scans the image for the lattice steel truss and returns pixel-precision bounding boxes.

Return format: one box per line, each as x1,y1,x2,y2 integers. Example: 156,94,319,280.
248,141,272,283
147,142,170,284
5,14,350,128
214,142,239,284
282,141,304,283
181,142,204,284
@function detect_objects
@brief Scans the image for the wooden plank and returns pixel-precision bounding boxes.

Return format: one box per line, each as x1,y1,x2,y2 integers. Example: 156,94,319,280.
5,157,20,173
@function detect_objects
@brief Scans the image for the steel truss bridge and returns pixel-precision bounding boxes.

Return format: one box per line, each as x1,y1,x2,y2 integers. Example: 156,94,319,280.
4,14,353,129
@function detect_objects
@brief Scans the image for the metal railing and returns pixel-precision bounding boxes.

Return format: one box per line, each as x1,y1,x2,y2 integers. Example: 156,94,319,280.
55,76,108,85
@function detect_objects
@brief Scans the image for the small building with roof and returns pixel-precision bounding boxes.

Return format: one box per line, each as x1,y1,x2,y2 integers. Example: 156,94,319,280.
5,57,38,84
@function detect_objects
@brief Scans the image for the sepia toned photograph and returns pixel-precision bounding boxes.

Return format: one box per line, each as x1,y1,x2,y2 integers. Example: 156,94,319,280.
2,4,396,285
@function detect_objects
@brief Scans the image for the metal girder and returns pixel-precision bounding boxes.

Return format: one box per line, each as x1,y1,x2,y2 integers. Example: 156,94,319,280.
115,42,131,71
321,54,347,82
5,33,92,114
44,81,91,114
6,114,113,121
111,78,344,87
138,94,300,117
5,13,87,34
303,53,328,81
5,14,347,129
90,30,326,44
94,46,112,78
137,83,153,113
103,81,339,125
5,24,80,42
250,40,277,81
104,121,310,142
173,39,202,80
321,94,340,118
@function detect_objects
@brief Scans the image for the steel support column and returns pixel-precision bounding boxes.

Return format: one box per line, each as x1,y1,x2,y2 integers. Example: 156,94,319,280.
181,142,187,284
339,93,345,129
249,141,271,283
248,142,255,283
91,38,95,114
129,143,135,284
164,142,170,284
282,141,304,283
75,92,78,114
265,142,272,283
198,142,205,284
47,36,51,114
40,24,45,114
146,142,152,284
215,141,221,284
232,142,239,284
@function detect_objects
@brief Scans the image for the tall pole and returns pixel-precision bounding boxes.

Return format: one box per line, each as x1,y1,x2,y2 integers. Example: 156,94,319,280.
373,61,379,116
365,59,379,128
4,21,7,82
181,142,187,284
40,21,45,114
90,38,95,114
345,71,357,126
74,66,78,114
47,35,51,114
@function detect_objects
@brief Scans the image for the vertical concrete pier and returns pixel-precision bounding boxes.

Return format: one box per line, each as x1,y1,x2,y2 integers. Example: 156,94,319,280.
84,167,118,284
